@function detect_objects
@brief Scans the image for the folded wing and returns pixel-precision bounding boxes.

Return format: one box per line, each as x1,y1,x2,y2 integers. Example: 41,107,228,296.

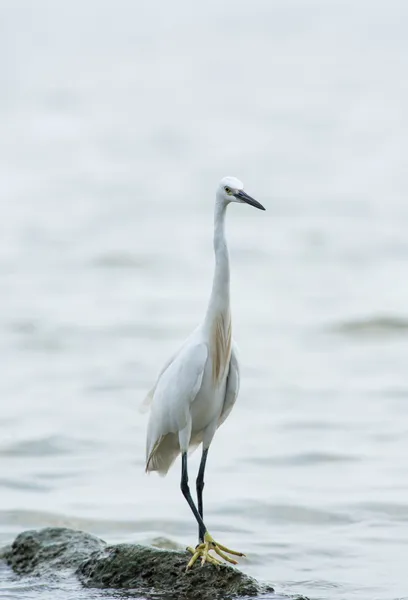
145,342,208,475
218,343,240,428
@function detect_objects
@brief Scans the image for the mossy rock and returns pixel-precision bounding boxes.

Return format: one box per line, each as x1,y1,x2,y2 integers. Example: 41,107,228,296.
3,527,279,600
4,527,104,575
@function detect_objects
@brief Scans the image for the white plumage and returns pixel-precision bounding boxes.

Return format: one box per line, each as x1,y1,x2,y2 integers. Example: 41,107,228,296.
142,176,265,568
145,333,240,475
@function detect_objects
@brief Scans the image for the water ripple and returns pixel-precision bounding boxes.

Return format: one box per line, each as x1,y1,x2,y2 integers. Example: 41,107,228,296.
228,502,355,526
0,436,95,458
330,315,408,338
244,452,359,467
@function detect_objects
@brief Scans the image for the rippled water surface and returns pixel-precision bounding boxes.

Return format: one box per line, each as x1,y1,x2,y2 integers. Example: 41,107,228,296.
1,1,408,599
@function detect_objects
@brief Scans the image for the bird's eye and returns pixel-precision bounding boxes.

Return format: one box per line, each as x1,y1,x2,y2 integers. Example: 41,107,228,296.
224,186,232,195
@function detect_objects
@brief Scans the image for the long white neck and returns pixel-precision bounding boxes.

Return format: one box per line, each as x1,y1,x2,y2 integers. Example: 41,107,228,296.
204,199,230,327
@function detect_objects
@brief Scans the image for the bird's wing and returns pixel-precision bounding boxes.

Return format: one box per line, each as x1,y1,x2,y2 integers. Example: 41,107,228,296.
139,349,180,414
140,327,200,413
145,342,208,466
218,343,240,428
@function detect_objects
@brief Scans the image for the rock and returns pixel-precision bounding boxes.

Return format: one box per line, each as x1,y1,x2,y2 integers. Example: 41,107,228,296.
3,527,277,600
4,527,104,575
77,542,273,599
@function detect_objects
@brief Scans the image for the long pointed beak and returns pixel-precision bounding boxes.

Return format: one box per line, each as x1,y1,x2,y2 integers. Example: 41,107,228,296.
235,190,266,211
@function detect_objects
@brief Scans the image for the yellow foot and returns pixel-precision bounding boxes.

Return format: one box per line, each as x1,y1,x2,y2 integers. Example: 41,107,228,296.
186,532,245,570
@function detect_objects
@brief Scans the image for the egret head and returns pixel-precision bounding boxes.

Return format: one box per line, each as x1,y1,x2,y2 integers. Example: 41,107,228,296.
217,176,265,211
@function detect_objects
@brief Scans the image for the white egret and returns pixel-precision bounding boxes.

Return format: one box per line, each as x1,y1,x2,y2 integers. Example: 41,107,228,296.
144,176,265,568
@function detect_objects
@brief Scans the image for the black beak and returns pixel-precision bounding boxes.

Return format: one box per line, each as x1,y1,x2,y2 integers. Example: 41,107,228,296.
235,190,266,211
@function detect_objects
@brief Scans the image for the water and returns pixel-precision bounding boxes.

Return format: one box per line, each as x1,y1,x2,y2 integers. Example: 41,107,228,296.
1,1,408,598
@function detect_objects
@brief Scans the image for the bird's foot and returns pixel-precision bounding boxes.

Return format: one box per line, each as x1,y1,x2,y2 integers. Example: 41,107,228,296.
186,532,245,570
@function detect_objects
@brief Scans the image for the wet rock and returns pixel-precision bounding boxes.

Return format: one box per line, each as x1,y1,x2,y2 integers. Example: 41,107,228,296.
3,527,276,600
77,542,273,599
4,527,104,575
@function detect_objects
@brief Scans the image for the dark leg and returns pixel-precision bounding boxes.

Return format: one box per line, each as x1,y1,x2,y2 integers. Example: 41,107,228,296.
196,448,208,542
181,452,207,540
183,451,244,569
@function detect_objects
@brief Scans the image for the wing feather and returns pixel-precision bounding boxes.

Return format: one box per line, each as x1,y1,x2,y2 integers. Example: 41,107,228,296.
218,343,240,428
145,342,208,474
139,351,178,414
140,328,200,413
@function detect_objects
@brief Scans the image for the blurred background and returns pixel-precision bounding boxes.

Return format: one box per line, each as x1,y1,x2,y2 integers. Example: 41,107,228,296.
1,1,408,599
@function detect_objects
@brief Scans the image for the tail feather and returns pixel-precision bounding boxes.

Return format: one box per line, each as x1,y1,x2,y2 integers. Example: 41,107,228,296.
145,433,180,476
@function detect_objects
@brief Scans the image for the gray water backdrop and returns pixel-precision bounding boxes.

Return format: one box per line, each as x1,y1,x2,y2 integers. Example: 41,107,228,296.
1,1,408,599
